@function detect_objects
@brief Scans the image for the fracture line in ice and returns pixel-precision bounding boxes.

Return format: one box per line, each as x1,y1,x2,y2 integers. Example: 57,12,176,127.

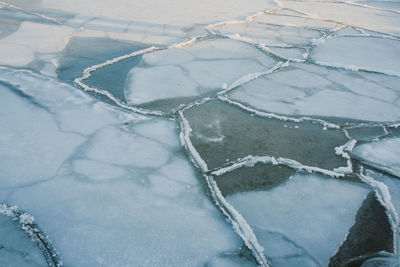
0,1,62,24
74,36,212,117
178,110,208,172
178,110,269,266
210,155,347,178
218,61,290,95
205,7,281,34
218,95,340,129
0,203,62,267
205,175,270,266
311,61,400,79
333,139,357,174
344,0,400,15
284,5,400,40
357,169,400,258
225,34,306,62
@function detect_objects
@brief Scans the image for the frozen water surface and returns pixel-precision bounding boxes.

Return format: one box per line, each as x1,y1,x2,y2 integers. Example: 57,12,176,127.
227,173,371,266
1,0,400,266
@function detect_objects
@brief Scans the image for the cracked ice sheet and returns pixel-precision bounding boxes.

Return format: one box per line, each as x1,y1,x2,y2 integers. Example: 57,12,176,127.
37,0,277,26
124,38,277,107
226,173,370,266
227,63,400,122
279,0,400,36
0,69,242,266
351,138,400,177
212,21,322,48
0,21,74,67
253,9,338,30
366,169,400,223
0,215,47,266
312,36,400,76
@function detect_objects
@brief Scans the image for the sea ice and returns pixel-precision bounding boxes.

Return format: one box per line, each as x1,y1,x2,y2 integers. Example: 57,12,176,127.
124,39,276,108
352,138,400,177
0,69,243,266
227,63,400,121
312,36,400,76
227,173,371,266
0,214,47,266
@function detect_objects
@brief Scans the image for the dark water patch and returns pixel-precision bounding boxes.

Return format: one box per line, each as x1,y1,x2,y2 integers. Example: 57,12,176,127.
214,163,295,196
345,125,388,142
57,37,148,99
387,125,400,138
329,192,393,267
138,91,218,113
183,100,348,170
85,54,145,102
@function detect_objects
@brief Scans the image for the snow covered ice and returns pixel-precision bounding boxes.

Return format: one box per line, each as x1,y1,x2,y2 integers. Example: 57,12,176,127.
1,0,400,266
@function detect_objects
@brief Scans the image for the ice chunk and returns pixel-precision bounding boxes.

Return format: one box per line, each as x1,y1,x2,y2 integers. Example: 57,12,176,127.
279,1,400,36
227,173,371,266
312,37,400,76
124,39,276,108
351,138,400,177
0,22,73,66
212,22,322,47
330,192,394,266
57,37,148,100
87,126,171,168
227,64,400,121
254,9,337,29
0,84,84,187
125,65,200,105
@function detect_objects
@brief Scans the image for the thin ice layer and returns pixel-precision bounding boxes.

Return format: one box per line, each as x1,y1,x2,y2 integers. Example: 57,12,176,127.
0,215,47,267
124,38,276,108
0,69,242,266
227,63,400,121
183,100,348,171
227,173,370,266
351,138,400,177
212,22,322,47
